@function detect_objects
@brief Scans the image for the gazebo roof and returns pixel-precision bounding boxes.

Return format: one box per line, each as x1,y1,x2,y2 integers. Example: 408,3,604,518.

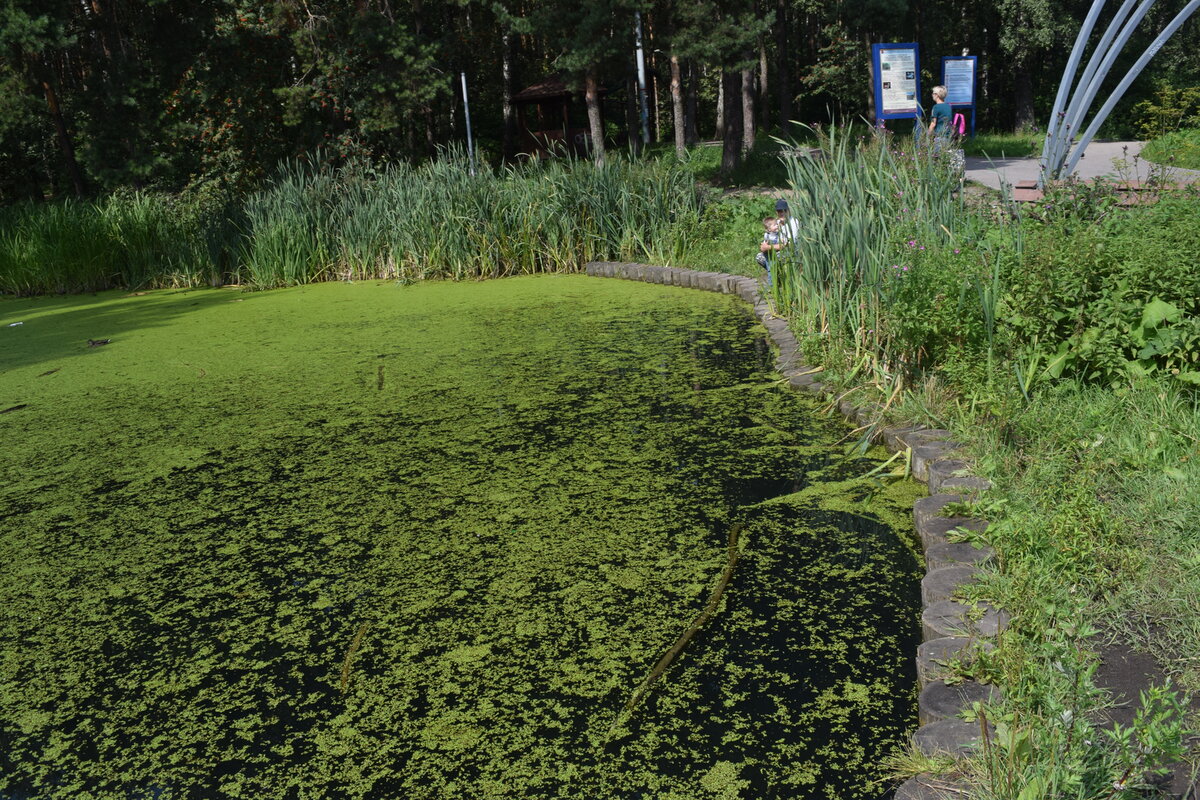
512,76,608,103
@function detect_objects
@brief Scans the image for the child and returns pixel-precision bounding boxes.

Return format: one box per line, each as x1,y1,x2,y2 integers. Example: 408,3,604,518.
756,216,784,287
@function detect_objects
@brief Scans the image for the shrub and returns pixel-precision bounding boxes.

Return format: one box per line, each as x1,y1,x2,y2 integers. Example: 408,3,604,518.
1001,191,1200,385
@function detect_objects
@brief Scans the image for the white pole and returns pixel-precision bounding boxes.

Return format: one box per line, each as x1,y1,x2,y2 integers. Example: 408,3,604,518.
1039,0,1108,186
634,11,651,145
1063,0,1200,177
461,71,476,176
1050,0,1156,174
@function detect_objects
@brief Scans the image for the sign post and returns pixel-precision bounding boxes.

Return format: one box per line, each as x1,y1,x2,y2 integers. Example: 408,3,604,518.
941,56,978,137
872,43,922,131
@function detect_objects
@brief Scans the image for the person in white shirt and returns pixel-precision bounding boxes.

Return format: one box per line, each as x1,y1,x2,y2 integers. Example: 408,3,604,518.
775,198,800,244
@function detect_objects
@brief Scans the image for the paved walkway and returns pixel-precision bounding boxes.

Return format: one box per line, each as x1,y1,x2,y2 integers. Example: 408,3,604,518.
963,140,1200,190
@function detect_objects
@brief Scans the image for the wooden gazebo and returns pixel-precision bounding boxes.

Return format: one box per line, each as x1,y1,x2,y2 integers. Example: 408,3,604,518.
512,77,607,158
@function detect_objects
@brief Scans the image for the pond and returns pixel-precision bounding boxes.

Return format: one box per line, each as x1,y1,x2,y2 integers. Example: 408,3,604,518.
0,276,921,800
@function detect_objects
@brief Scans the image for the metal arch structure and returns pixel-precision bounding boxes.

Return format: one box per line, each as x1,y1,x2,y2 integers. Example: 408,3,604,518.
1039,0,1200,186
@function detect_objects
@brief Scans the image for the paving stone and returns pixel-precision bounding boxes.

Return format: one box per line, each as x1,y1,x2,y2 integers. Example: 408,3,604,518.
882,424,928,452
913,494,966,530
917,515,987,550
939,475,993,494
917,637,995,689
913,718,991,757
913,441,964,482
927,459,972,493
926,541,995,572
923,599,1010,641
894,773,972,800
922,565,979,606
854,407,877,429
895,428,955,451
919,680,1002,725
838,398,859,419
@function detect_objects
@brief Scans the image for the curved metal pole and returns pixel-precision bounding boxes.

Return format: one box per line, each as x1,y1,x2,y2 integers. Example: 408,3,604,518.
1051,0,1157,174
1063,0,1200,177
1049,0,1148,173
1040,0,1109,186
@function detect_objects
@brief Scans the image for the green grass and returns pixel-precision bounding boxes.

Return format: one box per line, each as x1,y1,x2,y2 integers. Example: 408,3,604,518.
1141,127,1200,169
673,190,780,276
650,131,817,189
959,131,1044,159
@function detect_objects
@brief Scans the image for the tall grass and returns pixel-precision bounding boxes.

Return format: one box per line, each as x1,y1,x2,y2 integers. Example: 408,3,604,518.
772,125,970,371
0,151,701,296
0,193,214,295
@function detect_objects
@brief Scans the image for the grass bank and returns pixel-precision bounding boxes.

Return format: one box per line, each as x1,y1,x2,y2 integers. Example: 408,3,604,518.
745,126,1200,796
1142,128,1200,170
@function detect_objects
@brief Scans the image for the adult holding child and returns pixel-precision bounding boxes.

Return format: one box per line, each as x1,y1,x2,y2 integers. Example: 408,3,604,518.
774,198,800,242
756,199,799,289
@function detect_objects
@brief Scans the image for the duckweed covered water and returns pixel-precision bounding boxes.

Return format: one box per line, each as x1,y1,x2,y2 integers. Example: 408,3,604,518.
0,276,921,799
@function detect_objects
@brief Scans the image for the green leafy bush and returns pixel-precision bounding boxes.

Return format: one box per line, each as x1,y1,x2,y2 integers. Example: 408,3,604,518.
1001,192,1200,385
1132,84,1200,140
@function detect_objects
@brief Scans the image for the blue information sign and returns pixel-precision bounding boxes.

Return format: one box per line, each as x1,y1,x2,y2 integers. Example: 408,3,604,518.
872,43,921,123
941,56,978,136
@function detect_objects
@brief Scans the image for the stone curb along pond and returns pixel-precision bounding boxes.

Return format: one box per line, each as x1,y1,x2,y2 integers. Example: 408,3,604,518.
583,262,1007,797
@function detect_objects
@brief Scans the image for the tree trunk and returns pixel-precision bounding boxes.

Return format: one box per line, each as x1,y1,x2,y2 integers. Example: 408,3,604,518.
670,53,686,159
585,69,606,166
758,38,769,132
502,31,517,161
776,0,792,137
715,68,725,140
741,64,755,155
719,70,742,180
685,60,699,145
625,72,642,155
865,34,876,123
1014,64,1035,131
648,25,661,142
35,62,85,198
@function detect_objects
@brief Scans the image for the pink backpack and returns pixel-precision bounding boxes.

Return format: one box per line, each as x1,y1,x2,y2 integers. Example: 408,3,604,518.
952,113,967,137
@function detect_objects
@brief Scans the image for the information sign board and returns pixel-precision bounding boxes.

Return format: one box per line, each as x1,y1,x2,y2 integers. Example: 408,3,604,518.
872,43,921,121
940,56,978,136
941,57,977,106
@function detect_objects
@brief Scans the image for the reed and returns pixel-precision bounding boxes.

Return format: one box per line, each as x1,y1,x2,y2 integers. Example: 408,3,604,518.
771,125,969,374
0,151,700,295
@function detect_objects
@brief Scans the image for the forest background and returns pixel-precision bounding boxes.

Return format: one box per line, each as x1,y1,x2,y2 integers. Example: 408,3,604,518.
5,0,1200,203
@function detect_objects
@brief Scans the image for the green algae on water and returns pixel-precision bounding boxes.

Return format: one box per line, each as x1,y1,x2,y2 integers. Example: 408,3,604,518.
0,276,920,799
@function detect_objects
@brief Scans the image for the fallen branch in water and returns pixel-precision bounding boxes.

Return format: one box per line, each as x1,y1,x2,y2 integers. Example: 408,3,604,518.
623,522,744,712
340,622,370,694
